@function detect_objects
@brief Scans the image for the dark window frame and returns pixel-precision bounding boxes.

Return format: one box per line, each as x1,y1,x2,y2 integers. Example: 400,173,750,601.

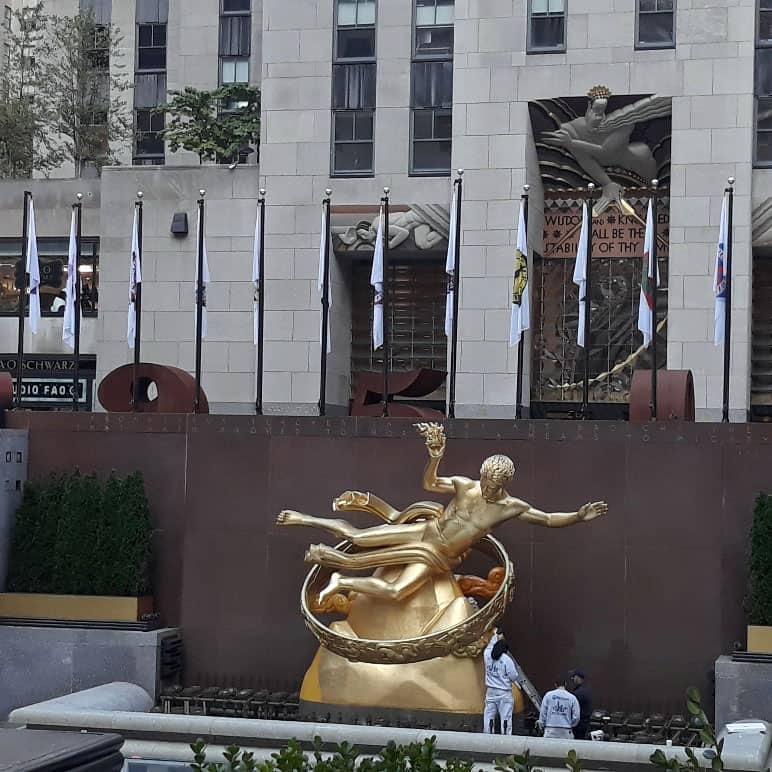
634,0,675,50
136,22,167,70
410,0,453,177
756,3,772,167
526,0,566,54
331,0,377,177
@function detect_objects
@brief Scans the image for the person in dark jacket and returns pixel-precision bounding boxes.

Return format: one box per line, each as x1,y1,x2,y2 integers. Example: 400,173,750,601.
569,670,592,739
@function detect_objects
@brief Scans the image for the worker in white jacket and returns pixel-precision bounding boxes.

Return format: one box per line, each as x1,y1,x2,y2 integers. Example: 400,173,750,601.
483,629,520,734
538,677,580,739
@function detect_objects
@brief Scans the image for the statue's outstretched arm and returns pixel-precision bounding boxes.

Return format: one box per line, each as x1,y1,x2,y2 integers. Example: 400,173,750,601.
507,499,608,528
415,422,456,494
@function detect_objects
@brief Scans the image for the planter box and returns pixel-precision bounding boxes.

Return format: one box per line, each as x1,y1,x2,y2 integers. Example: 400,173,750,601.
748,625,772,654
0,593,153,622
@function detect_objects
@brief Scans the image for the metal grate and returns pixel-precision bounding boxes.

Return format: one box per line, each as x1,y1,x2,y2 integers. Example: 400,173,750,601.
350,260,447,378
752,255,772,410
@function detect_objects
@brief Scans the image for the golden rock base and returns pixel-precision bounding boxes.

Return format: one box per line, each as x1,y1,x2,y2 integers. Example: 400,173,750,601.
0,593,153,622
301,646,485,714
300,568,486,714
748,625,772,654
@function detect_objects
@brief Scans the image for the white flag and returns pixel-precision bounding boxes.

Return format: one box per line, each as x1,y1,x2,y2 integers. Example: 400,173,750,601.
127,206,142,348
195,208,210,340
252,204,261,346
445,185,457,338
63,210,78,349
573,202,589,348
509,201,530,347
318,205,332,353
26,197,41,335
714,193,729,347
637,199,660,348
371,207,384,350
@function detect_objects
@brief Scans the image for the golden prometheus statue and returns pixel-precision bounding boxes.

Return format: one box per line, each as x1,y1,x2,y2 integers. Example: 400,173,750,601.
277,423,607,717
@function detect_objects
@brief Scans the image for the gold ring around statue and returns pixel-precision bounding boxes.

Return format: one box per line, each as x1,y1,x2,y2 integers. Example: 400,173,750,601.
300,534,515,665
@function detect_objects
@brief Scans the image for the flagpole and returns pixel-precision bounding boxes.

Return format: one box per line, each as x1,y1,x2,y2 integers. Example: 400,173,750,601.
382,186,391,418
16,192,31,409
516,184,529,419
194,189,206,414
318,189,332,417
448,169,463,419
72,193,83,411
132,191,144,412
722,176,735,423
582,183,595,419
255,188,266,415
650,179,658,421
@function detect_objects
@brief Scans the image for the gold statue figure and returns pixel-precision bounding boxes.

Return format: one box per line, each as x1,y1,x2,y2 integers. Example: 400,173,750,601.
277,423,608,718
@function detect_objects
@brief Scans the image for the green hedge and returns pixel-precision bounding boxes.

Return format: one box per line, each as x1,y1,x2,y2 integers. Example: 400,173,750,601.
750,493,772,626
6,471,153,597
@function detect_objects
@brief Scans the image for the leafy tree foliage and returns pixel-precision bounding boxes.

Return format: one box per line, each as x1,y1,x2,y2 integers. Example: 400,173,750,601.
155,84,260,163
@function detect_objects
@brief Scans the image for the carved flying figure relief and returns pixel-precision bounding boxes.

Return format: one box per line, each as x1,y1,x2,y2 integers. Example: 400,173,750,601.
534,86,671,216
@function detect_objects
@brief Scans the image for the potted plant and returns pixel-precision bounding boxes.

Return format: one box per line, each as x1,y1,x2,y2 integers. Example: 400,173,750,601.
0,471,154,622
748,493,772,653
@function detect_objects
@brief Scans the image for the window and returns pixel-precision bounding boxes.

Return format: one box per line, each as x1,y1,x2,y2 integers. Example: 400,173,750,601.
528,0,566,52
137,23,167,69
219,0,251,87
332,0,376,176
134,0,167,164
135,109,164,158
220,15,250,56
221,57,249,83
762,0,772,41
636,0,674,48
336,0,376,59
79,0,111,25
757,3,772,165
137,0,168,23
410,1,453,175
3,6,11,31
0,239,100,317
134,72,166,107
415,0,453,56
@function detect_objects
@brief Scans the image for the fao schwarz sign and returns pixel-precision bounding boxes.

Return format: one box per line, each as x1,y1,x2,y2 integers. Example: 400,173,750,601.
12,378,88,404
0,355,95,410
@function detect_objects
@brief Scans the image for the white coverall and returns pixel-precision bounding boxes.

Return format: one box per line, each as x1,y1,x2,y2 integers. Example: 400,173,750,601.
539,686,580,739
483,635,520,734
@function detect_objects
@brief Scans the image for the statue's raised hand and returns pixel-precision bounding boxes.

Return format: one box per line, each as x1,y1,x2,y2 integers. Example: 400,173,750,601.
577,501,608,522
414,422,446,458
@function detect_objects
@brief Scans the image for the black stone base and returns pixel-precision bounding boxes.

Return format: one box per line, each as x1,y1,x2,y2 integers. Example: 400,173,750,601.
300,700,528,735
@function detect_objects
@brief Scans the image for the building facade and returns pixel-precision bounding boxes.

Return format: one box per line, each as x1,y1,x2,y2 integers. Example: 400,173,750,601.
0,0,768,420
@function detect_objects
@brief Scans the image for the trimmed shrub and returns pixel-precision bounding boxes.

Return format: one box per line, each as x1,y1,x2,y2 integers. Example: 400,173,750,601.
749,493,772,626
6,471,153,597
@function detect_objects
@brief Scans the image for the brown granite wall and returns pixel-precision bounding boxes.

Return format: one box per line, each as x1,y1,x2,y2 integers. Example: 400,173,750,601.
9,413,770,712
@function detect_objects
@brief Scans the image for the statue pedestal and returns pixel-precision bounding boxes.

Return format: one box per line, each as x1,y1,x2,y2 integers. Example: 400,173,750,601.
299,569,486,718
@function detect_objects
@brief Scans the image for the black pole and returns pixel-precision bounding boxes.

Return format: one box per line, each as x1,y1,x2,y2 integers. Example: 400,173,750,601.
448,172,463,419
318,191,332,416
16,191,31,409
194,192,205,414
72,197,82,411
382,188,391,417
256,190,266,415
132,193,144,411
722,180,734,423
515,186,529,419
650,182,658,421
582,186,594,419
